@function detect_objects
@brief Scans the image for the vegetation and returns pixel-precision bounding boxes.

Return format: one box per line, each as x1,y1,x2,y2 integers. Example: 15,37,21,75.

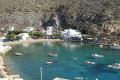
82,35,92,39
29,31,34,36
54,33,61,38
7,30,28,35
5,34,15,40
33,32,44,38
16,36,22,40
5,30,28,40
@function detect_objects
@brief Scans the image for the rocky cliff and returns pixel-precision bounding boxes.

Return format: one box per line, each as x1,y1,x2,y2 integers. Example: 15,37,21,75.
0,0,120,39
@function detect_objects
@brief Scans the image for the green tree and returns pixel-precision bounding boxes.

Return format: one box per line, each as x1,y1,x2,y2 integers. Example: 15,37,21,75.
33,32,44,38
55,33,61,38
16,36,22,40
29,31,34,36
5,33,15,40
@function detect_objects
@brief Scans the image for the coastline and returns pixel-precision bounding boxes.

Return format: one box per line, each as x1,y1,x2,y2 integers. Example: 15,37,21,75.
4,39,64,46
0,39,63,80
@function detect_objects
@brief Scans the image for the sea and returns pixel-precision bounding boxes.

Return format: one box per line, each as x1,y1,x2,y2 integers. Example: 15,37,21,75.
5,41,120,80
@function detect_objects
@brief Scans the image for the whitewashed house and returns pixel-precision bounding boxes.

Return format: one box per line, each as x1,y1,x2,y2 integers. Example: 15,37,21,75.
60,28,82,41
18,33,29,40
23,27,33,32
7,26,14,31
43,26,54,38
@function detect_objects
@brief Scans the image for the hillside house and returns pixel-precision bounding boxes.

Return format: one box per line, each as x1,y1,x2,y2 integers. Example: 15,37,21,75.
43,26,54,38
7,26,14,31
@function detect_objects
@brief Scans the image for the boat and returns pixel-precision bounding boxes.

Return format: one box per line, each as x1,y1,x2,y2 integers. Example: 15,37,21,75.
99,45,103,48
15,53,22,56
92,54,104,57
85,61,96,64
48,52,58,57
110,44,120,49
108,63,120,69
46,62,53,64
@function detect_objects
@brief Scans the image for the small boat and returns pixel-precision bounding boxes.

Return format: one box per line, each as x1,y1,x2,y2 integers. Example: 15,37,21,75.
92,54,104,57
110,44,120,49
85,61,96,64
48,52,58,57
108,63,120,70
15,53,22,56
99,45,103,48
46,62,53,64
75,77,83,80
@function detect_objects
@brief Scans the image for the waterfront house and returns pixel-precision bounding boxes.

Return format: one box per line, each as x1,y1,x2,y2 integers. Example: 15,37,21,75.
60,28,82,41
7,26,14,31
43,26,54,38
23,27,33,32
18,33,29,40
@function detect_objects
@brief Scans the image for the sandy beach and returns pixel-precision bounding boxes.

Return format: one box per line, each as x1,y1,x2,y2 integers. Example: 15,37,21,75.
4,39,64,46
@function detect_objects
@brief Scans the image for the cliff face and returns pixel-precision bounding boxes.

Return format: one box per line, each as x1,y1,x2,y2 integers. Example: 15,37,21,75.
0,0,120,38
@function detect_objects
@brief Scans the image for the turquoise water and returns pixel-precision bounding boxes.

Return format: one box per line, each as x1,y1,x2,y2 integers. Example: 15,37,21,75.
5,42,120,80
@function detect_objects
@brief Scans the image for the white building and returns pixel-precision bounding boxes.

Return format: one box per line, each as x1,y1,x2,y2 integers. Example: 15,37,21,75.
7,26,14,31
23,27,33,32
60,28,82,41
18,33,29,40
43,26,54,38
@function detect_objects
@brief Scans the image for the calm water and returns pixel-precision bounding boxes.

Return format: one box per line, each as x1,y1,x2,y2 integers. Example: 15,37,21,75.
5,42,120,80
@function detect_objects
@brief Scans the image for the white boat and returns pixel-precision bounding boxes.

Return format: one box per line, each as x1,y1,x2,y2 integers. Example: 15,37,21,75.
110,44,120,49
99,45,103,48
108,63,120,70
85,61,96,64
15,53,22,56
92,54,104,57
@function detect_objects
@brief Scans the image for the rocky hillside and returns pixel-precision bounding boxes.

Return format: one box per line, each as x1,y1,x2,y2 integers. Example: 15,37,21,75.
0,0,120,39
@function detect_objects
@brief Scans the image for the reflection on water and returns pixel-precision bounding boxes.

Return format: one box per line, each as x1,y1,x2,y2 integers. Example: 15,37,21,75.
43,42,53,47
61,42,82,49
23,43,29,47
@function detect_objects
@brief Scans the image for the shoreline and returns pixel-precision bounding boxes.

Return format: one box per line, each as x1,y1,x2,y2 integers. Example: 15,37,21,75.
4,39,64,46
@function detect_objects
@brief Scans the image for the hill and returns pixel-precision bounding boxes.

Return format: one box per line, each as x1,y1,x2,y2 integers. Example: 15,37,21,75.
0,0,120,39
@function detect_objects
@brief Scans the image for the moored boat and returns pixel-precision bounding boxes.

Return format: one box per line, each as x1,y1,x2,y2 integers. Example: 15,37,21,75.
108,63,120,70
15,53,22,56
110,44,120,49
48,52,58,57
85,61,96,64
92,54,104,57
46,62,53,64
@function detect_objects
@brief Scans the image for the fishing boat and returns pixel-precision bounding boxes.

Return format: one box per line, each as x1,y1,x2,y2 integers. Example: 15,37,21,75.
46,62,53,64
85,61,96,64
92,54,104,57
110,44,120,49
108,63,120,70
15,53,22,56
48,52,58,57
